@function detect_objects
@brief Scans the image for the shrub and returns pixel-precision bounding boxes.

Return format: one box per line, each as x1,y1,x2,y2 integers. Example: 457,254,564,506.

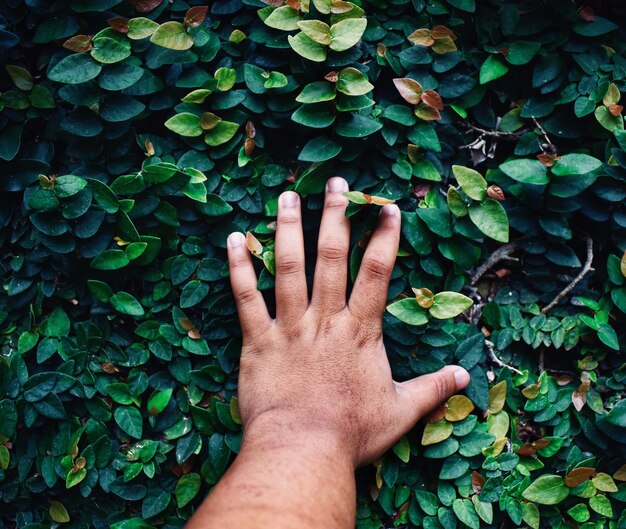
1,0,625,528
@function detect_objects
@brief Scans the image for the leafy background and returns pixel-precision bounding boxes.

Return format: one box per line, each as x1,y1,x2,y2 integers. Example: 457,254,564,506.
1,0,626,528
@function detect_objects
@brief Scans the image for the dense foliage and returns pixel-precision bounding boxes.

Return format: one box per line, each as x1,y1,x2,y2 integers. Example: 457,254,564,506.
1,0,626,528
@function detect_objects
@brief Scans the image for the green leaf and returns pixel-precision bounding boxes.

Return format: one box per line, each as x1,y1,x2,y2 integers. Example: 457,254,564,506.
392,436,411,463
165,113,203,137
114,406,143,439
0,445,9,470
150,21,193,50
296,81,336,103
18,330,39,354
451,165,487,200
551,153,602,175
336,67,373,96
44,307,71,338
506,41,541,65
297,20,330,45
91,249,130,270
479,55,509,84
147,388,173,416
329,18,367,52
182,89,212,103
299,136,342,162
292,103,335,128
90,36,131,64
180,280,209,308
176,473,201,508
452,499,480,529
595,106,624,132
288,32,327,62
468,199,509,243
522,475,569,505
567,504,590,523
66,468,87,488
499,158,549,185
264,6,301,31
386,298,429,326
204,121,239,146
127,17,159,39
429,292,473,319
110,291,145,316
49,500,70,523
142,486,171,518
48,54,102,84
55,175,87,197
422,419,454,445
598,323,619,350
521,502,540,529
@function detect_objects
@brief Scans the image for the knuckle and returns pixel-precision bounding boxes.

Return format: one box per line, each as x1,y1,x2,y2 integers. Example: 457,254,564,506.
275,258,303,276
318,243,346,263
325,195,348,209
433,374,452,402
363,256,391,279
278,211,300,225
236,286,259,306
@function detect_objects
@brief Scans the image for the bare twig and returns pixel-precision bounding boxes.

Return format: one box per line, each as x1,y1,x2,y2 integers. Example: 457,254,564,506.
541,237,594,314
462,122,527,139
471,243,519,285
485,339,524,376
532,116,557,156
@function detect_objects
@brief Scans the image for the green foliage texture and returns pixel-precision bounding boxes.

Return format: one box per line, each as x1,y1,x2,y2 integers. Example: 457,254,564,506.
1,0,626,528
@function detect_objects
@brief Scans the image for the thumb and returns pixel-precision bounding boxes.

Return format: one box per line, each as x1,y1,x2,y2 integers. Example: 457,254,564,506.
395,365,471,427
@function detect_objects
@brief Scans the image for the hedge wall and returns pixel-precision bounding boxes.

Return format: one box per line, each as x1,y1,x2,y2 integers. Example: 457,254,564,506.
1,0,626,528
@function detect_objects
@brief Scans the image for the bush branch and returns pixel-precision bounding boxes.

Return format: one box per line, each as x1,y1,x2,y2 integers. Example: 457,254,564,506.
485,339,524,376
541,237,594,314
471,243,519,285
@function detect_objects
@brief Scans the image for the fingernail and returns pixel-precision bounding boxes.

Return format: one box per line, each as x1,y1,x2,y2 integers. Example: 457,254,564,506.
453,368,470,389
280,191,299,208
227,232,245,248
326,177,348,193
380,204,399,217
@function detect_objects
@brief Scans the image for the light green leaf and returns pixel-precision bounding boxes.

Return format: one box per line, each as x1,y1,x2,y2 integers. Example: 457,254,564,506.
147,388,173,416
453,498,480,529
165,113,203,137
288,32,327,62
127,17,159,40
336,67,373,96
429,292,473,319
150,21,193,51
499,158,549,185
110,291,145,316
468,199,509,243
297,20,331,45
264,6,301,31
176,473,201,508
296,81,336,103
451,165,487,200
329,18,367,52
522,475,569,505
386,298,429,326
204,121,239,147
479,55,509,84
422,419,454,445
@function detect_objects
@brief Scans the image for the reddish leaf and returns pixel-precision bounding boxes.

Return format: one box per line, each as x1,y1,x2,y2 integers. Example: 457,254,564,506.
261,0,284,5
286,0,301,9
536,153,561,167
185,6,208,28
499,47,509,56
127,0,162,13
324,71,339,83
487,185,505,201
244,138,255,156
516,443,536,457
376,43,387,57
63,35,93,53
412,183,430,198
609,104,623,116
565,467,596,488
472,471,485,493
179,317,195,331
421,90,443,110
414,102,441,121
101,362,119,374
533,438,550,449
431,25,456,40
187,329,201,340
578,6,596,22
408,28,433,47
393,77,423,105
494,268,511,278
108,17,129,33
363,194,395,205
572,391,586,411
246,121,256,139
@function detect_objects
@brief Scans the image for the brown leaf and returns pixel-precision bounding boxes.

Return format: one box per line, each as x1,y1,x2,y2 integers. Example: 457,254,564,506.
63,35,93,53
179,317,195,331
499,47,509,57
393,78,423,105
516,443,536,457
200,112,222,131
533,438,550,449
554,374,573,386
246,232,263,256
431,25,456,40
324,71,339,83
407,144,420,163
412,183,431,199
494,268,511,278
521,383,540,399
487,185,505,201
565,467,596,488
185,6,208,28
144,138,155,157
412,287,434,308
101,362,119,374
363,194,396,206
331,1,354,14
261,0,284,5
414,102,441,121
357,230,373,250
444,395,475,422
537,153,561,167
572,390,586,411
376,44,387,57
75,457,86,470
108,17,129,33
408,28,434,47
244,138,255,156
431,36,457,54
246,121,256,139
126,0,162,13
578,6,596,22
609,104,623,117
614,463,626,482
421,90,443,110
472,471,486,493
187,329,201,340
286,0,301,9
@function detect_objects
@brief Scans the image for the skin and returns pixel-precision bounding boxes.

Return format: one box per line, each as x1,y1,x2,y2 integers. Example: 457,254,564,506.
187,176,470,529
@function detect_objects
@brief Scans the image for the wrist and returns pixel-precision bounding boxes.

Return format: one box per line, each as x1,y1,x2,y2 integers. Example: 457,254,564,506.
242,410,356,468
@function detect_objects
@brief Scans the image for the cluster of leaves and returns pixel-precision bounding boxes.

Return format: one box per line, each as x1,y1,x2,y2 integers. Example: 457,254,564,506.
0,1,625,528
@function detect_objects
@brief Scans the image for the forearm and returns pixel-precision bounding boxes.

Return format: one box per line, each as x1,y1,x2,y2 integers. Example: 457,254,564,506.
187,415,356,529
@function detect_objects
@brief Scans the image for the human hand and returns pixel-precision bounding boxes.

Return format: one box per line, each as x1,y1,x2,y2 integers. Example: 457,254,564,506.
226,177,470,467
